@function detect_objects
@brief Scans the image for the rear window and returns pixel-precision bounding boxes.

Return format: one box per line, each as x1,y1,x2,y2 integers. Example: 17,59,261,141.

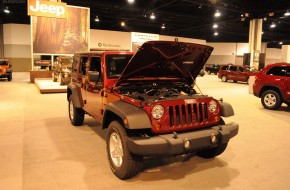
266,66,287,76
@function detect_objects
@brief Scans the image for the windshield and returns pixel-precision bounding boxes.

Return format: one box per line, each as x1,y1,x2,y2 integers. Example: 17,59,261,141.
0,61,9,66
106,54,133,78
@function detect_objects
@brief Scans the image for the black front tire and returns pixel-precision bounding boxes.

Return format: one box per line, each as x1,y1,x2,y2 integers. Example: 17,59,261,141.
261,90,282,110
68,95,84,126
7,75,12,81
106,121,142,179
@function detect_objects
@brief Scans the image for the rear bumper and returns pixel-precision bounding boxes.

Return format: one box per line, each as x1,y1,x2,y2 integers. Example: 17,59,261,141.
127,122,239,156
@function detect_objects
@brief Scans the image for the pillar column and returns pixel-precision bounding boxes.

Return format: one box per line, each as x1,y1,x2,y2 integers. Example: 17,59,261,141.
0,24,4,58
248,19,263,69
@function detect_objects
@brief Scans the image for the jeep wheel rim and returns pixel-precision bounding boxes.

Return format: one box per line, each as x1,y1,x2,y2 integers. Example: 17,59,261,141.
69,99,74,120
264,93,276,107
109,132,124,168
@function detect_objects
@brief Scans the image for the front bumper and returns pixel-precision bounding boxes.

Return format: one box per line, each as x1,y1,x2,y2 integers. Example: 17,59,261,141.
127,122,239,156
0,73,11,78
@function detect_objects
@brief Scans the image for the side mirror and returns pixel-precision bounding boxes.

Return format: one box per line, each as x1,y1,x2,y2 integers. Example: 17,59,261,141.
88,71,100,83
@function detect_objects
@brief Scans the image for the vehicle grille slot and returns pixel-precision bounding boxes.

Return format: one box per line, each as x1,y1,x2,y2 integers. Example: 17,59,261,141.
175,105,180,126
187,104,192,124
181,105,186,125
169,106,174,127
193,104,198,122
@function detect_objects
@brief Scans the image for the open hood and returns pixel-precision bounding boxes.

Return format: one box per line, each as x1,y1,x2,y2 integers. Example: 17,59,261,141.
116,41,213,86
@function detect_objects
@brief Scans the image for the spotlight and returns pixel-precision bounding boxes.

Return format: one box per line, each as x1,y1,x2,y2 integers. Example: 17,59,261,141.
213,23,218,28
95,16,100,22
121,22,125,27
214,10,221,17
270,22,276,28
214,32,219,36
279,41,283,45
150,13,156,20
161,24,165,29
4,7,10,14
285,11,290,16
127,0,134,4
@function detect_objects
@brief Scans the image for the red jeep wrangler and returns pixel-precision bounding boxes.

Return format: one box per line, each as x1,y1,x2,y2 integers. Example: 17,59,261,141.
67,41,239,179
253,63,290,110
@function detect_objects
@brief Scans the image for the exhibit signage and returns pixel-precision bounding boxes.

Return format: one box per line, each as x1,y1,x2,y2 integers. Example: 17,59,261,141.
28,0,67,18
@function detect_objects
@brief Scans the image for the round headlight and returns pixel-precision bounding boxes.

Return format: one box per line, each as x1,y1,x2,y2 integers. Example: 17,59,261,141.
152,105,164,119
209,100,217,113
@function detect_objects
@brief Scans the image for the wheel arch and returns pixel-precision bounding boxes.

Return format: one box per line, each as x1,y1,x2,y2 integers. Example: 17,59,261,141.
102,101,152,130
259,85,282,98
220,101,234,117
67,83,84,108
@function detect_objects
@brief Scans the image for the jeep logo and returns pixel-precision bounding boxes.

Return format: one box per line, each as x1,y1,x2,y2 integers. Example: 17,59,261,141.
28,0,67,18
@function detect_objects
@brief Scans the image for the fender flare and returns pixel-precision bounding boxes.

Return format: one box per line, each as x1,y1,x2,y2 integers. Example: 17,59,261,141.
67,83,84,108
220,101,234,117
102,100,152,130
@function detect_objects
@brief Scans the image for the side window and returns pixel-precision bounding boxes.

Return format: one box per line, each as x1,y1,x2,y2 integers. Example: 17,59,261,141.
286,66,290,77
239,67,244,72
266,66,287,76
90,57,102,82
79,56,88,75
221,66,228,70
230,66,237,71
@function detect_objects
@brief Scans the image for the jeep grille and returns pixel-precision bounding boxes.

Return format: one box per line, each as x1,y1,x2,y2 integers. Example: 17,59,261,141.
169,103,208,127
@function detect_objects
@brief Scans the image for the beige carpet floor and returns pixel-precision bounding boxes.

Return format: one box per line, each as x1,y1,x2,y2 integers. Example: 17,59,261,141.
0,72,289,190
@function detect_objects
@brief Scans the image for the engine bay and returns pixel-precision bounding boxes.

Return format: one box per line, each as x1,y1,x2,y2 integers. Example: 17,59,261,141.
115,82,207,103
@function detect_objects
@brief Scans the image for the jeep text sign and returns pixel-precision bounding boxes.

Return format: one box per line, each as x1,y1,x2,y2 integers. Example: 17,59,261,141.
28,0,67,18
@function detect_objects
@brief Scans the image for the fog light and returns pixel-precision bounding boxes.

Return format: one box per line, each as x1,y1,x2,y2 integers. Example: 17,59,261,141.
211,133,218,144
184,139,191,149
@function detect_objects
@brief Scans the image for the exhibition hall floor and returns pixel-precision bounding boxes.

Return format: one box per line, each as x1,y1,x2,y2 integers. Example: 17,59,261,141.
1,72,289,190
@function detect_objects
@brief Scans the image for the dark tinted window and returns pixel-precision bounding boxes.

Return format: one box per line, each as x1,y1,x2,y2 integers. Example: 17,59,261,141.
106,54,133,78
80,57,88,75
286,66,290,77
266,66,287,76
221,66,228,70
0,61,9,66
229,66,237,71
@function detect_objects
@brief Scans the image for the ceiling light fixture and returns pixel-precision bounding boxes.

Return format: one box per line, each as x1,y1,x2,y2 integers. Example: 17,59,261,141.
4,7,10,14
161,24,165,29
214,32,219,36
284,11,290,16
95,16,100,22
213,24,218,28
198,4,202,9
279,41,283,45
270,22,276,28
214,10,221,17
150,13,156,20
121,22,125,27
127,0,134,4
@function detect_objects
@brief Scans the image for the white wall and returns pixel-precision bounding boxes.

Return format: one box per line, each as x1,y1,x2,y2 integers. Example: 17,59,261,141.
4,24,31,45
90,29,131,50
160,35,206,44
281,45,290,63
